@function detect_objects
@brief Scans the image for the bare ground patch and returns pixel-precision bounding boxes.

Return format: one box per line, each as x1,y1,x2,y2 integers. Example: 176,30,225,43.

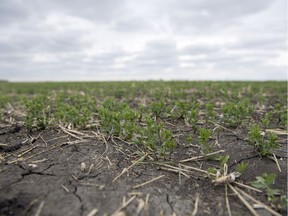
0,123,286,216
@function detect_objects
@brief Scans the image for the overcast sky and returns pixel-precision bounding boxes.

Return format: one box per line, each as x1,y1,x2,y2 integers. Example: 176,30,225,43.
0,0,287,81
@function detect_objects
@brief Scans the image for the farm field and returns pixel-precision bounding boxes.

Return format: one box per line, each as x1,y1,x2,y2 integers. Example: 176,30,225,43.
0,81,287,216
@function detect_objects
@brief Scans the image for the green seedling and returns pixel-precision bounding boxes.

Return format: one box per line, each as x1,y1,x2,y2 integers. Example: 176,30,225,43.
205,102,216,123
99,107,121,136
119,108,141,140
251,173,287,207
186,98,200,130
173,101,188,119
207,167,218,177
185,134,193,143
172,98,200,128
236,161,248,174
55,104,92,128
261,111,272,130
198,128,213,155
53,92,97,128
159,130,177,158
221,99,254,127
24,96,51,130
251,173,278,199
150,100,166,118
247,124,278,157
219,155,230,170
101,97,128,111
185,109,199,131
279,108,287,128
138,116,176,159
98,106,140,140
0,95,9,110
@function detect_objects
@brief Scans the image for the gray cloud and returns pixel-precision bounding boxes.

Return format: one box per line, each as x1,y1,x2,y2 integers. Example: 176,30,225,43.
52,0,128,22
0,0,29,25
137,0,275,33
180,44,220,55
0,0,286,81
126,40,179,70
112,18,154,33
230,36,286,51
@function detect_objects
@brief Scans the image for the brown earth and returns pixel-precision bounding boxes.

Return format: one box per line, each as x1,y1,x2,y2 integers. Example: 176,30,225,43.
0,122,287,216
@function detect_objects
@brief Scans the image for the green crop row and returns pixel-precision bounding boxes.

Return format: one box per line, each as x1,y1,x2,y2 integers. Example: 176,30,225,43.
0,81,287,160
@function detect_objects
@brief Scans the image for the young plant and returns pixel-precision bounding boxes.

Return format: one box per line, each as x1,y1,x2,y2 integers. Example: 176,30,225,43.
205,102,216,123
236,161,248,175
185,134,193,143
138,116,176,159
261,112,272,130
24,96,51,130
198,128,213,154
159,130,177,158
251,173,287,207
119,107,140,140
219,155,230,170
279,108,287,128
207,167,218,177
185,98,200,130
185,109,199,131
173,101,186,119
150,100,166,118
172,97,200,128
98,106,140,140
247,124,279,157
98,107,121,136
221,99,254,127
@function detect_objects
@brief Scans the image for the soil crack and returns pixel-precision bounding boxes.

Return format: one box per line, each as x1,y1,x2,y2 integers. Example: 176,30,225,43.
166,194,174,213
229,154,259,168
21,170,56,177
69,180,83,215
